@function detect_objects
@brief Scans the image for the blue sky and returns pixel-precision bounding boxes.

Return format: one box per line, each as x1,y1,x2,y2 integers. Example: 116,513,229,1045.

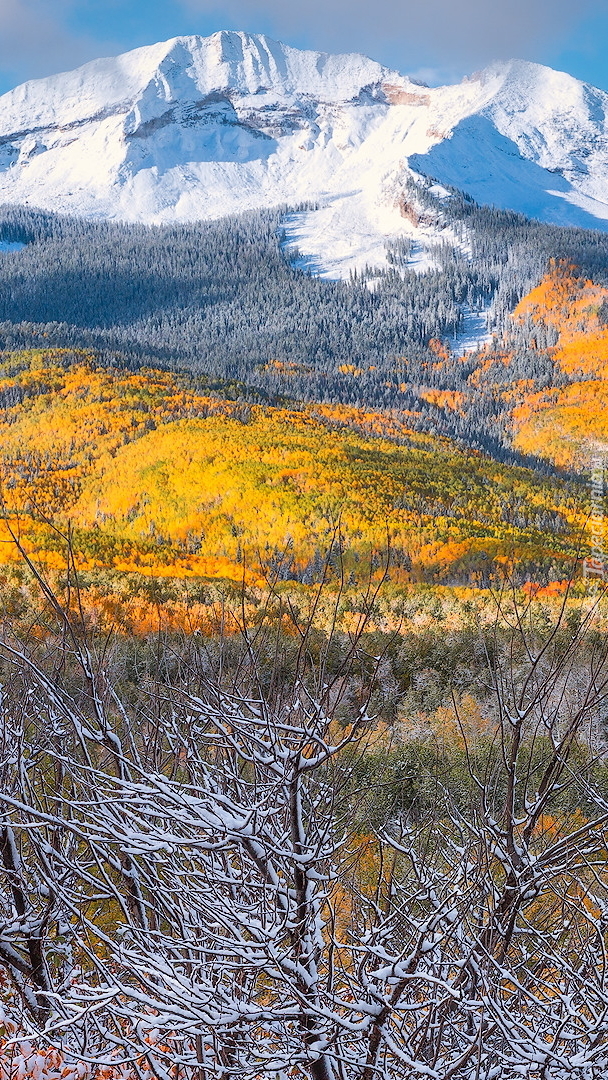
1,0,608,96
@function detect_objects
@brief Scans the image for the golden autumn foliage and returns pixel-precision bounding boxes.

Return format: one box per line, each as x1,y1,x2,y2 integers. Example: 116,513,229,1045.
507,262,608,467
0,349,588,609
418,388,466,413
337,363,363,376
428,337,451,361
414,263,608,472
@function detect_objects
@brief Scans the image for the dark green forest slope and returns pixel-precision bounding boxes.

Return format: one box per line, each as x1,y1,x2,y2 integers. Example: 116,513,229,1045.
1,182,608,462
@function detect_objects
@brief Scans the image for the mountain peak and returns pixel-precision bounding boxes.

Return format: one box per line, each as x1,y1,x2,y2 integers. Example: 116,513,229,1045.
0,31,403,126
0,33,607,279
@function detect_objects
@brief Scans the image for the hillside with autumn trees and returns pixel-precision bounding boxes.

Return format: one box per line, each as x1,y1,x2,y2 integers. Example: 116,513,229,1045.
416,260,608,471
510,265,608,467
0,347,587,607
2,252,608,635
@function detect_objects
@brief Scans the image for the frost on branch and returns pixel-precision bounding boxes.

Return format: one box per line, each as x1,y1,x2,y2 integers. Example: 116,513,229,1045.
1,583,608,1078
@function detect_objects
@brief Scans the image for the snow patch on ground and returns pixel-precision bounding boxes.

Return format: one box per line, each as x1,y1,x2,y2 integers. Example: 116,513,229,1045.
447,307,492,356
282,197,406,280
282,196,464,280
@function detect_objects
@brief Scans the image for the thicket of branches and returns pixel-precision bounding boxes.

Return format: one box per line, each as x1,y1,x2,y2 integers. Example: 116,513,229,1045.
1,557,608,1078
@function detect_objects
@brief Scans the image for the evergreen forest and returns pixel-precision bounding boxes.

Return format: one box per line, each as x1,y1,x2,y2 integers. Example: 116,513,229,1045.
1,184,608,458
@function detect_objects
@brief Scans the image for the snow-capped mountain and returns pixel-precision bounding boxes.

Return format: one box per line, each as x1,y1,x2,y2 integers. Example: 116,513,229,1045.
2,31,608,278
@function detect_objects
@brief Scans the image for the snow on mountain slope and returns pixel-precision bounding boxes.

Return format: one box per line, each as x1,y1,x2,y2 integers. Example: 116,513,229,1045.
2,32,608,279
411,62,608,229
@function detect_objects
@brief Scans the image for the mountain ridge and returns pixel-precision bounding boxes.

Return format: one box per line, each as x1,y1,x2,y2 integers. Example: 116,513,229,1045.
2,32,608,278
